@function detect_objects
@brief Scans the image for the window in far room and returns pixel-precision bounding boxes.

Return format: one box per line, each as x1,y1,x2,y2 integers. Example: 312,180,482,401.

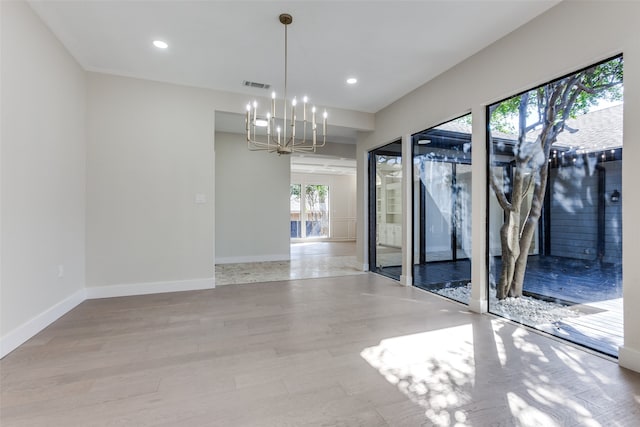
290,184,330,239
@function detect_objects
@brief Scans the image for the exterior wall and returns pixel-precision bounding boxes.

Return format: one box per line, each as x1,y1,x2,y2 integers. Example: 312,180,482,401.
550,166,599,261
549,160,622,264
603,161,623,264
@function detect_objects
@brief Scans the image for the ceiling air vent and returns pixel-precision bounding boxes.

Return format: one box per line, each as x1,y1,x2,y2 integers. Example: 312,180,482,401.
243,80,271,90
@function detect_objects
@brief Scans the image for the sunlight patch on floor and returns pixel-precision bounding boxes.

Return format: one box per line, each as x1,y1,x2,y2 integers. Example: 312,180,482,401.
361,319,606,426
360,325,475,426
507,392,564,427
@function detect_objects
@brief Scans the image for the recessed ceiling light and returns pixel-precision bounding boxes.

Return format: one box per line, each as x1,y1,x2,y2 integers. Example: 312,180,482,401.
153,40,168,49
346,77,358,85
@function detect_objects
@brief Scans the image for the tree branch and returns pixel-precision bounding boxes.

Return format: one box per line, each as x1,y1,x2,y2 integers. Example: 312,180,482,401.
524,120,542,134
489,169,512,212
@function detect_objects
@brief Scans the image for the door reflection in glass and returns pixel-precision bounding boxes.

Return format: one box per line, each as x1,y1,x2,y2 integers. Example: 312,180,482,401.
412,114,472,304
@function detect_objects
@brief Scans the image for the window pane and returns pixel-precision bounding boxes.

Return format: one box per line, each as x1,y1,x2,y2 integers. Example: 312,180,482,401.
304,184,329,238
487,56,623,356
290,184,301,238
412,114,472,305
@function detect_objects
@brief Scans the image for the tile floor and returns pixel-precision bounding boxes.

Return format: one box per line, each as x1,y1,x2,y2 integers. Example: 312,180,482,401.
215,241,364,286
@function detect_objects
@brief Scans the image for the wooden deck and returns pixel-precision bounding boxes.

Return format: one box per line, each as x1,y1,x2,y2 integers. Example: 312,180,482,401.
539,298,623,357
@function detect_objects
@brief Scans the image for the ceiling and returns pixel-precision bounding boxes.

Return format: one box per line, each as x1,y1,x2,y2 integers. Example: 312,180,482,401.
29,0,560,116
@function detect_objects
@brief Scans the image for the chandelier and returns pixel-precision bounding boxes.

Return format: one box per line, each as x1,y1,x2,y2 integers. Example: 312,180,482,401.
246,13,327,155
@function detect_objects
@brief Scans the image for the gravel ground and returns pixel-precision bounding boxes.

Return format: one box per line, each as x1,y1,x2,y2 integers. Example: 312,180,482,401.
435,284,580,325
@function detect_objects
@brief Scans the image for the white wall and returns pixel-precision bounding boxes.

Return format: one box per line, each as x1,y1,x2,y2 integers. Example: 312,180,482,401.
356,1,640,371
86,73,215,290
215,132,290,263
0,2,373,350
314,142,356,159
1,1,86,348
0,0,371,355
291,172,357,241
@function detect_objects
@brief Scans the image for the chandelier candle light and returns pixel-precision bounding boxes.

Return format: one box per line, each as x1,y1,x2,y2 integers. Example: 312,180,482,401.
246,13,327,155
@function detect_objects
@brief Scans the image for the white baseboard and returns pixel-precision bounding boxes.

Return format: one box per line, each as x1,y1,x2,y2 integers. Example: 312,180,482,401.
619,345,640,373
0,288,86,359
1,277,216,358
215,254,290,264
86,277,215,299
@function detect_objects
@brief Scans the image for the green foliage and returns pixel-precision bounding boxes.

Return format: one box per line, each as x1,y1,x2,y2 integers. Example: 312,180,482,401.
305,184,328,206
571,57,623,116
490,96,523,134
303,184,328,222
490,56,623,135
290,184,301,199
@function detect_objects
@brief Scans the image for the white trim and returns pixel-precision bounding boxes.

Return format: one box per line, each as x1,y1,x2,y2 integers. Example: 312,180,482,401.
469,297,488,314
619,345,640,373
290,237,330,243
0,288,86,358
470,105,489,311
401,134,413,288
215,254,290,264
400,274,413,287
86,277,215,299
358,147,369,274
291,238,356,243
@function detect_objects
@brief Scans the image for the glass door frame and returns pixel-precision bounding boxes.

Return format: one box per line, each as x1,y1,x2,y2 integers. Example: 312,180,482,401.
368,140,403,279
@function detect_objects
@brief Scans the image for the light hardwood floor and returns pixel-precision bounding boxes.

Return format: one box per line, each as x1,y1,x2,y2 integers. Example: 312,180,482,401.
1,273,639,426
